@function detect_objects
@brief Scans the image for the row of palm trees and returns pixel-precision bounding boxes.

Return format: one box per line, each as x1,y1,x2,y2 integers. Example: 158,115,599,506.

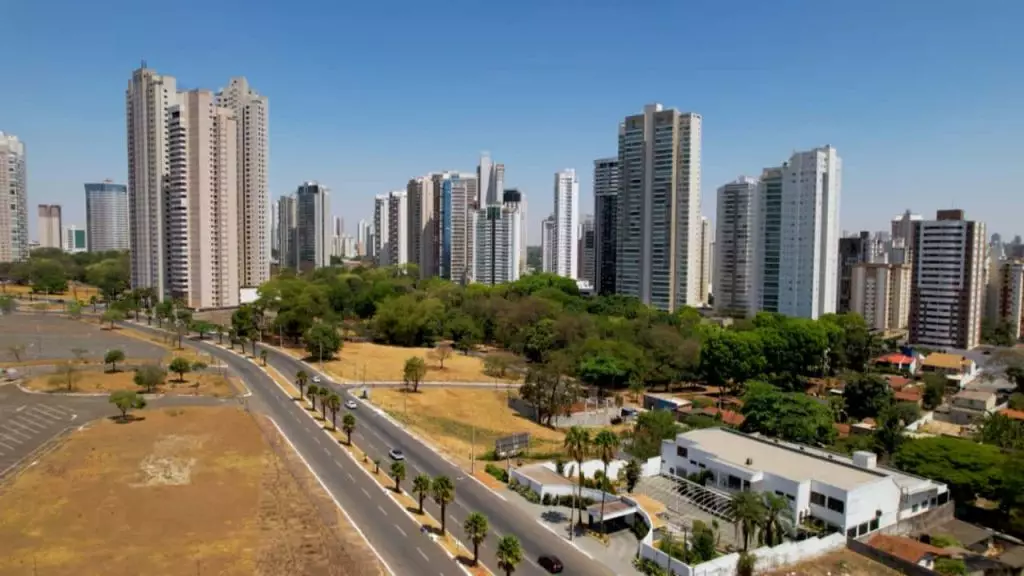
726,490,795,552
562,426,622,537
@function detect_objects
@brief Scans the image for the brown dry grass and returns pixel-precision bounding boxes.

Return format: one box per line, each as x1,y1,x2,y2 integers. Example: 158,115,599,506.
760,548,901,576
283,342,518,384
3,283,100,300
368,387,566,467
23,368,239,397
0,406,383,576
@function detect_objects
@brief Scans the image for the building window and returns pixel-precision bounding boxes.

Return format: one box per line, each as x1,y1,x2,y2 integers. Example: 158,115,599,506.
727,475,742,490
869,518,879,532
677,446,688,458
689,460,697,467
847,528,857,538
827,497,845,513
810,492,826,506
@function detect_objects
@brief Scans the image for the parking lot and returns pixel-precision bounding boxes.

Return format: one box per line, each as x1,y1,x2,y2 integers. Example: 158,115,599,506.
0,313,165,364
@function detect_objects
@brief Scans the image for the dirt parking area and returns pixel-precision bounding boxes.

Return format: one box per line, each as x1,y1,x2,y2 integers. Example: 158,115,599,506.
0,314,165,365
0,406,383,576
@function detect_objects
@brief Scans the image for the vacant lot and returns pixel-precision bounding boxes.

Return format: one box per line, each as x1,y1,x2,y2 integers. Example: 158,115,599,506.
368,387,566,467
23,367,239,397
3,283,101,301
0,314,166,365
286,341,518,384
0,406,383,576
761,548,901,576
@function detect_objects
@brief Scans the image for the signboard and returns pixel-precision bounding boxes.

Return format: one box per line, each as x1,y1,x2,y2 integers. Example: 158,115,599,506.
494,432,530,458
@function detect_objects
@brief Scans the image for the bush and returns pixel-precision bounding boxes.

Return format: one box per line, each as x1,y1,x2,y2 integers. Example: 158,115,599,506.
610,416,623,425
630,518,650,540
633,557,667,576
484,463,509,483
542,493,552,506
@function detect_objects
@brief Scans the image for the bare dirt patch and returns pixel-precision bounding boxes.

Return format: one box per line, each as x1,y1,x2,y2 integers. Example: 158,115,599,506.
23,367,239,397
0,406,383,576
761,548,901,576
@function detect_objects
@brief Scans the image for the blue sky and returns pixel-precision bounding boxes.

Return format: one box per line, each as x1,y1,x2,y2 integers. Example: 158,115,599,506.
5,0,1023,244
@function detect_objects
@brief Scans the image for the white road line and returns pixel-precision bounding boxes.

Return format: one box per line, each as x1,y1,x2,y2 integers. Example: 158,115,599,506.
26,407,62,423
361,488,371,498
15,405,26,412
0,439,13,451
14,415,48,430
0,432,23,444
378,505,388,516
417,548,429,562
394,525,406,537
43,404,73,416
1,425,29,440
7,419,40,434
33,405,66,419
347,472,355,482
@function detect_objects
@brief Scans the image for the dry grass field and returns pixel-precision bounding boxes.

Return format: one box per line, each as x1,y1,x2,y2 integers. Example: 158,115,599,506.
761,548,901,576
284,341,518,384
368,387,566,467
3,282,101,301
0,406,383,576
23,367,239,397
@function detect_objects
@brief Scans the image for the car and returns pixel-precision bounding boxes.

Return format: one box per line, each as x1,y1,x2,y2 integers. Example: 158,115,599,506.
345,400,357,410
312,375,321,383
388,448,405,461
538,555,563,573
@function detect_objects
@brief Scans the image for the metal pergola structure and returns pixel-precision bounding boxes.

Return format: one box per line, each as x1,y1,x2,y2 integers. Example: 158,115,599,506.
636,474,740,547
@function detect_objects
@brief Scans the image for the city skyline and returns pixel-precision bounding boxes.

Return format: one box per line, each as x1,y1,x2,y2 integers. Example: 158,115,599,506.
5,2,1023,246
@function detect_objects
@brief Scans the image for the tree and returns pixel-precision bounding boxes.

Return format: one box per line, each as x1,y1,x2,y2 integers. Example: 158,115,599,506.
431,475,456,535
761,492,793,546
342,413,356,445
390,460,406,493
192,360,208,373
104,349,125,373
29,259,68,293
65,300,82,319
413,474,431,514
894,436,1006,503
484,354,512,380
699,329,766,394
576,338,645,390
168,357,192,382
934,557,967,576
317,386,330,421
740,382,836,445
429,342,454,370
48,361,81,391
519,355,580,426
495,535,523,576
874,405,908,459
446,314,481,354
101,308,124,329
403,357,427,392
70,347,89,363
464,512,489,566
307,384,319,412
923,375,946,410
843,373,893,420
892,401,922,426
191,320,214,340
736,551,757,576
628,377,646,403
593,429,618,534
133,364,166,393
563,426,591,537
624,459,642,493
109,390,146,420
0,295,15,315
87,258,129,301
326,393,341,430
295,370,309,400
977,412,1024,450
304,322,343,361
259,349,268,366
630,409,681,459
7,343,26,362
728,490,765,551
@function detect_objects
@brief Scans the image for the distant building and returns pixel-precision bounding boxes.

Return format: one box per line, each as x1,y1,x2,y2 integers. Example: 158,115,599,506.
277,195,297,269
552,169,579,279
85,181,129,252
407,176,437,277
0,132,28,262
296,182,330,270
593,157,620,295
540,215,555,273
698,216,712,305
62,225,87,253
387,190,408,266
473,191,522,285
851,263,912,332
37,205,62,249
838,232,877,313
991,259,1024,340
714,177,758,317
434,172,477,284
577,215,595,286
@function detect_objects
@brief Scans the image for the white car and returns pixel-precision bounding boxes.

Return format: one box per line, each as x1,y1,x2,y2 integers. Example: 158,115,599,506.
388,448,405,461
312,375,321,383
344,400,357,410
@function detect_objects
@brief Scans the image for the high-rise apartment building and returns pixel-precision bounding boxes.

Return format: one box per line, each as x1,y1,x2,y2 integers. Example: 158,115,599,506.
473,190,522,285
277,195,297,269
541,216,555,274
714,177,759,317
85,181,129,252
593,157,620,295
37,205,62,249
216,77,269,288
296,182,330,270
891,211,922,264
838,232,874,313
0,132,29,262
578,215,596,287
552,169,579,279
387,190,408,266
909,210,986,349
698,216,712,305
477,153,504,207
373,194,390,266
62,225,87,253
270,199,280,256
993,260,1024,340
753,146,841,319
851,263,912,332
434,172,477,283
518,192,528,276
357,219,370,257
165,89,240,308
615,103,702,311
407,176,437,277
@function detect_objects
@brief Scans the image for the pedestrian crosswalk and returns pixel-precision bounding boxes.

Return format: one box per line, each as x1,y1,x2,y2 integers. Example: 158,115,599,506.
0,403,76,475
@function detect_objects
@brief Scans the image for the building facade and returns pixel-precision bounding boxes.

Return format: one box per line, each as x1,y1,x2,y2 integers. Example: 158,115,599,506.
216,77,269,288
37,205,62,249
552,169,579,279
473,191,522,285
407,176,436,277
387,190,408,266
62,225,87,253
851,263,912,332
85,181,129,252
0,132,28,262
593,157,620,295
615,103,703,311
296,182,330,270
995,260,1024,340
277,195,297,269
838,232,875,313
909,210,986,349
541,215,555,274
434,172,477,283
578,215,596,287
698,216,712,306
373,194,390,266
714,177,758,317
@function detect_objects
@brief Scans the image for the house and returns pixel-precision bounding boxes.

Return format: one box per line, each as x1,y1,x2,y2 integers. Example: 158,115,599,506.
867,534,949,570
660,428,949,538
851,418,877,436
894,386,924,406
921,353,979,387
949,390,998,425
643,392,691,412
874,353,919,375
885,374,914,390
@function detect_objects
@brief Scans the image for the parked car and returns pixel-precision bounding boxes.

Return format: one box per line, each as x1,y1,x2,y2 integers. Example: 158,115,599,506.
345,400,357,410
388,448,405,461
538,555,563,573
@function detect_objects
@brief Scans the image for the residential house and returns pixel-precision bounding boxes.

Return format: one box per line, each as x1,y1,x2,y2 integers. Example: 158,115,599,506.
949,390,998,425
921,353,979,388
867,534,949,571
873,353,919,375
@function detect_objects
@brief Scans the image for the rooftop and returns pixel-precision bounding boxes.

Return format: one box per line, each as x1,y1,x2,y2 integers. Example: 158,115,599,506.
998,408,1024,421
953,389,995,402
677,428,886,490
923,353,971,370
868,534,948,564
875,353,915,365
516,464,571,487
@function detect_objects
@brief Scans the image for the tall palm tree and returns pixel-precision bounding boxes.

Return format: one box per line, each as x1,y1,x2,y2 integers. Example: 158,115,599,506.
463,512,489,566
563,426,591,538
761,492,794,546
431,475,456,536
592,429,619,535
295,370,309,400
326,393,341,430
342,413,356,445
260,349,268,366
727,491,766,551
317,386,330,420
496,535,523,576
412,474,431,514
390,461,406,493
306,384,319,412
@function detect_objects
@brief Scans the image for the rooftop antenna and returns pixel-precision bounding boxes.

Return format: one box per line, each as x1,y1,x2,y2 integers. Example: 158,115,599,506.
141,59,148,69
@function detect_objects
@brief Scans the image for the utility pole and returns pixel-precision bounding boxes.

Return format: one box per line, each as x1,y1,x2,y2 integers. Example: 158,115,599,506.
471,425,476,474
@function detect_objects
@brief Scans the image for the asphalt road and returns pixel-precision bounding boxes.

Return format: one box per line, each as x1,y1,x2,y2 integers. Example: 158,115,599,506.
125,324,462,576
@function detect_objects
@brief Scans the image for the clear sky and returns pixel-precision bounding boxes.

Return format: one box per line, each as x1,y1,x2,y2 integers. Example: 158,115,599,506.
5,0,1023,244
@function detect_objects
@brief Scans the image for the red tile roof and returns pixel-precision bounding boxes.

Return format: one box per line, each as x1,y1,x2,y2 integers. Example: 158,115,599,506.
868,534,948,564
894,388,923,403
875,353,915,365
834,423,851,436
683,406,746,426
884,375,913,390
999,408,1024,421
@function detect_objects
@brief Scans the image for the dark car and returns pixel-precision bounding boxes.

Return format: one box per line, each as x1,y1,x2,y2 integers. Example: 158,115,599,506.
538,555,563,573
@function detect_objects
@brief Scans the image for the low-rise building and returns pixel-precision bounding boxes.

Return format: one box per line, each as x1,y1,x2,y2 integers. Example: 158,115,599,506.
949,390,998,425
866,534,949,571
873,353,919,375
660,428,949,538
920,353,978,387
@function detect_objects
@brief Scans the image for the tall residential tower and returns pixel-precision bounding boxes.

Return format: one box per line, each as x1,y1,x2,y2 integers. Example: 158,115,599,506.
593,157,620,295
85,181,129,252
714,177,758,317
552,169,579,279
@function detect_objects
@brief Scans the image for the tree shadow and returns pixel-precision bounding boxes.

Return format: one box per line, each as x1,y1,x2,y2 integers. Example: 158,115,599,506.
405,505,424,516
108,414,146,424
541,509,570,524
454,555,479,569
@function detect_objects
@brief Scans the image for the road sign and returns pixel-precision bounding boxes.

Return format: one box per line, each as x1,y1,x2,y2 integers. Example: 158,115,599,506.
494,432,530,458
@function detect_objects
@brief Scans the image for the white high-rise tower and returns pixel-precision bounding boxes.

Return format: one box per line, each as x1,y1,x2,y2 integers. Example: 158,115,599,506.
552,169,579,279
0,132,28,262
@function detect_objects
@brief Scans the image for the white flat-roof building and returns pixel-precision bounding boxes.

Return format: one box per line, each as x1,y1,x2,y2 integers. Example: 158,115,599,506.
661,428,948,538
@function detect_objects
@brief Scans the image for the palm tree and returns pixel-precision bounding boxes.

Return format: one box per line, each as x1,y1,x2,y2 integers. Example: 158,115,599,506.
342,413,356,445
295,370,309,400
412,474,431,514
317,386,329,421
727,491,766,551
390,461,406,493
592,429,618,534
496,535,523,576
464,512,489,566
260,349,268,366
326,393,341,430
306,384,319,412
761,492,793,546
563,426,591,538
431,475,456,536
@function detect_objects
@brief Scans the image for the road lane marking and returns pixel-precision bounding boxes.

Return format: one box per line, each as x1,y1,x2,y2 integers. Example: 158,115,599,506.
25,409,61,424
0,439,13,451
13,415,47,430
347,473,355,482
15,406,25,412
0,432,24,444
378,505,388,516
394,525,406,537
7,420,40,434
361,488,371,498
33,405,67,419
1,425,29,440
417,548,429,562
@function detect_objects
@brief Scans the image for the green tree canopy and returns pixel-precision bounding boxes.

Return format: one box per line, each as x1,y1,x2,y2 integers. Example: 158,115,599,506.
740,382,836,445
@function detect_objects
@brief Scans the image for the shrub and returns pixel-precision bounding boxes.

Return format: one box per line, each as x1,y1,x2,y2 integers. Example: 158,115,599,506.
484,463,509,483
554,457,565,475
542,493,552,506
630,518,650,540
611,416,623,425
